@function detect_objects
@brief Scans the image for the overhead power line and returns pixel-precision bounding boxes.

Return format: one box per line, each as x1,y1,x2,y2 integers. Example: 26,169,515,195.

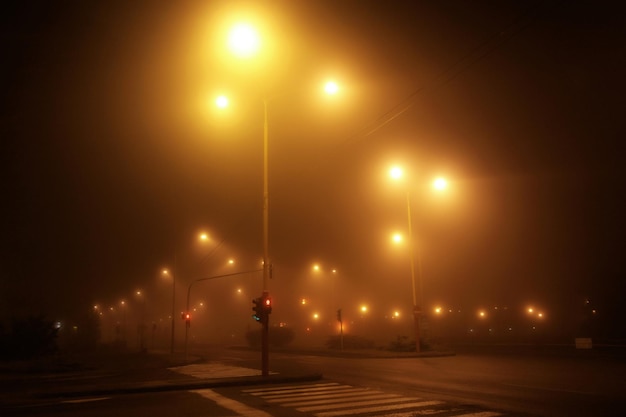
339,1,550,149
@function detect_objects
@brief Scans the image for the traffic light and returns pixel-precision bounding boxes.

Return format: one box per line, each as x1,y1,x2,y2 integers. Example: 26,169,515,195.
252,296,272,324
252,297,263,322
262,296,272,315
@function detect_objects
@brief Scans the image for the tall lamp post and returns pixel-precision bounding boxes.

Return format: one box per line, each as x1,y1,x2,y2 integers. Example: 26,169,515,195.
389,166,447,352
221,22,339,375
390,166,421,352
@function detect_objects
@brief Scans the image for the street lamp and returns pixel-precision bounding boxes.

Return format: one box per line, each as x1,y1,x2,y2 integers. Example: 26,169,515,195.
120,300,127,344
389,165,448,352
162,269,176,354
219,24,340,374
227,23,260,58
389,165,421,352
135,290,147,352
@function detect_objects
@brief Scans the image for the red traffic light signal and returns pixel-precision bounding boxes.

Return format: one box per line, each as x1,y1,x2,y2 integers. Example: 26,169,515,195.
263,297,272,314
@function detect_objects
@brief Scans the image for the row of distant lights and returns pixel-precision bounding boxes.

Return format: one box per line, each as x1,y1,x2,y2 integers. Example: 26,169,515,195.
92,232,213,316
299,302,547,321
93,290,145,315
440,306,546,319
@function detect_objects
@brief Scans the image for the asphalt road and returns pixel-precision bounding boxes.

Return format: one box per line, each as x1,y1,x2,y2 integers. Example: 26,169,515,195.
2,345,625,417
257,345,626,417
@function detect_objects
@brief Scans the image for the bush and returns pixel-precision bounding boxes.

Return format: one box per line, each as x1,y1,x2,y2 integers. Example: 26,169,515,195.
0,314,59,360
245,326,295,349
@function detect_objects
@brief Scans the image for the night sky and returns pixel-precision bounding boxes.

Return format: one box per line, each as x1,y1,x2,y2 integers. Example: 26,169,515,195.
2,1,625,342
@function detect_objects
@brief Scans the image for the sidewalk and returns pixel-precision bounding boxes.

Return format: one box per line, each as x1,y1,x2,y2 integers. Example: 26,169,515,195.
0,350,321,406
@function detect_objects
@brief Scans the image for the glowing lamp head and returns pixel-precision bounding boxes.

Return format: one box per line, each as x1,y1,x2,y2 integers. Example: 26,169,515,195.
433,177,448,191
389,166,403,180
324,81,339,95
228,23,260,58
215,95,229,108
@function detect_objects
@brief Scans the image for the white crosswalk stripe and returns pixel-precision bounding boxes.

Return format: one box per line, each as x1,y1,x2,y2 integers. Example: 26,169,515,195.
242,382,506,417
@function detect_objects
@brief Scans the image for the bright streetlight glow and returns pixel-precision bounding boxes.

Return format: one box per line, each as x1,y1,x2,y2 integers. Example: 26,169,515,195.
360,305,368,313
433,177,448,190
199,233,209,241
312,264,320,272
324,80,339,95
389,166,403,180
228,259,234,265
313,313,319,320
215,95,229,108
392,233,403,244
228,23,260,58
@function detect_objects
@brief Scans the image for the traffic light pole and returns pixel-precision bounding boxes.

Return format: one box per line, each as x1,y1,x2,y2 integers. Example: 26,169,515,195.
252,295,271,376
262,99,270,377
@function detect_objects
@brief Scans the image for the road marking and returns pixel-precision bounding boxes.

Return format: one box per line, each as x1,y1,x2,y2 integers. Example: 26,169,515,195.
265,388,371,402
385,409,462,416
193,389,273,417
61,397,111,404
298,396,423,412
281,392,400,407
243,382,507,417
243,382,340,394
315,400,443,417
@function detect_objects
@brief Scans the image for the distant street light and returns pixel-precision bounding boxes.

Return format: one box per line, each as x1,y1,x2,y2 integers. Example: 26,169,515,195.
162,268,176,354
388,165,448,353
135,290,146,352
120,300,127,343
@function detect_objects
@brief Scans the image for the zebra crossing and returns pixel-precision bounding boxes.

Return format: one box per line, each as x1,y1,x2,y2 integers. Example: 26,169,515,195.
241,382,508,417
